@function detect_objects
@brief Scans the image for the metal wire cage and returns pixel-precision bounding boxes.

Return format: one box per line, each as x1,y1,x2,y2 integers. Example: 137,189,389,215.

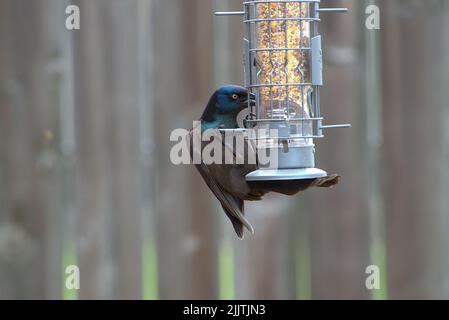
216,0,350,182
244,0,319,135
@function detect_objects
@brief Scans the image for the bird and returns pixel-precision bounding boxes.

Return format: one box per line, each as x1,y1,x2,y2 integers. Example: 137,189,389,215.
190,85,340,239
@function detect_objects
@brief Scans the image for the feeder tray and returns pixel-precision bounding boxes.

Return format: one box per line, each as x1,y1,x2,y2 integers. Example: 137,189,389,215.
246,167,327,181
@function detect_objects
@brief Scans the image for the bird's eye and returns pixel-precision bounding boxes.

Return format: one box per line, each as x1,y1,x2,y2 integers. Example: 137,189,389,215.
232,94,239,100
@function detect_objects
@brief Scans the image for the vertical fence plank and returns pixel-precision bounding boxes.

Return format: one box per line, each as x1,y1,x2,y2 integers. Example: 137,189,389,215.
0,0,36,299
40,0,73,299
152,0,219,299
108,0,143,299
137,0,158,300
73,0,118,298
0,0,19,299
437,0,449,298
303,0,371,299
382,0,449,299
0,0,70,299
72,0,143,299
358,0,387,299
53,0,79,300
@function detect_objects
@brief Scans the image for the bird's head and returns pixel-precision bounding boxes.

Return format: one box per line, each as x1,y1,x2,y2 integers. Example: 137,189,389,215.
216,85,255,113
201,85,256,128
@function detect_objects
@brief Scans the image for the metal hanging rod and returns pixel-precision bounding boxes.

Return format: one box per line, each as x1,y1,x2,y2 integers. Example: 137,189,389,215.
317,8,349,13
216,9,348,17
215,11,245,16
320,124,352,130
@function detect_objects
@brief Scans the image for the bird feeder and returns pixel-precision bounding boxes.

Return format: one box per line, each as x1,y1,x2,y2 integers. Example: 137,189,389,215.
216,0,350,183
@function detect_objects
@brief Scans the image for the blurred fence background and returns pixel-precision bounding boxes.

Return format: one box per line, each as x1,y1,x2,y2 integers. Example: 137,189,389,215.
1,0,449,299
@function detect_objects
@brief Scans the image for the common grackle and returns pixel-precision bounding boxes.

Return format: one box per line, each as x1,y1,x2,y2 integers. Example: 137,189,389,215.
190,85,339,239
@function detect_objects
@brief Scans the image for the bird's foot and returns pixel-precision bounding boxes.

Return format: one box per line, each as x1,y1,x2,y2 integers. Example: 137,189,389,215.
244,113,257,129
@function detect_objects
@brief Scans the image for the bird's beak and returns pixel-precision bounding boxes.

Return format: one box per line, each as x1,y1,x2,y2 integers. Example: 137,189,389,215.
244,92,257,107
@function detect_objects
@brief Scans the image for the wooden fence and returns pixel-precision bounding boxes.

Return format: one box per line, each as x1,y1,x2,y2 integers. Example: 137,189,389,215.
0,0,448,299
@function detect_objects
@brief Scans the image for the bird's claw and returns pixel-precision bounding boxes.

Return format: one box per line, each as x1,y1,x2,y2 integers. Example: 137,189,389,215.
244,113,257,129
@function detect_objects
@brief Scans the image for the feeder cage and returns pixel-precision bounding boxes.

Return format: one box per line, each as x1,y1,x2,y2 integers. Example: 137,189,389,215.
216,0,350,182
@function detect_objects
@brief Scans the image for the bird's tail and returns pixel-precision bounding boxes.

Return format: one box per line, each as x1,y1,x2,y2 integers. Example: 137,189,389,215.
248,174,341,196
222,197,254,240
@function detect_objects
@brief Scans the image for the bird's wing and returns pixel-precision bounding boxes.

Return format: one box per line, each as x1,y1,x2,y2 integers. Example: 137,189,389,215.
207,130,264,201
189,129,254,238
194,162,253,238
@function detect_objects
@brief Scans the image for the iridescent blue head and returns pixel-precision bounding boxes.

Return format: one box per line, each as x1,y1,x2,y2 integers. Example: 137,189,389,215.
201,85,256,129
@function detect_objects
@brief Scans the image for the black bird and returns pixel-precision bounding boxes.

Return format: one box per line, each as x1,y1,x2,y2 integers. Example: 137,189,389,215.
190,85,339,239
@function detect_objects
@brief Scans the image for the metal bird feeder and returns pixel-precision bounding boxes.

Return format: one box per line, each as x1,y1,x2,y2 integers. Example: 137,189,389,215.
216,0,350,183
